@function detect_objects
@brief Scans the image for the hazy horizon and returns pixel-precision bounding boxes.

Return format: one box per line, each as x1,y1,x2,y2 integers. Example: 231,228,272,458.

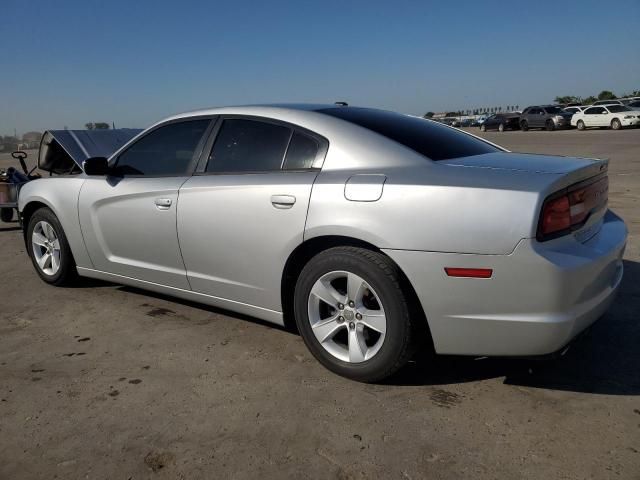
2,0,639,136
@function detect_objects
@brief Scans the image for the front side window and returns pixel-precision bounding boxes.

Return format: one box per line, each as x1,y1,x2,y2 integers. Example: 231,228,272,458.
585,107,605,115
114,120,209,176
206,119,291,173
318,108,499,161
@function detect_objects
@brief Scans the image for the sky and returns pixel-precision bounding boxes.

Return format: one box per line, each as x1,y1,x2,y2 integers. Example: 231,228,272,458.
1,0,639,135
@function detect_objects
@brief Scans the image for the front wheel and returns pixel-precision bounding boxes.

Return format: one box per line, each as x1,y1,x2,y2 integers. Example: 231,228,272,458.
498,123,505,132
294,247,418,382
611,118,622,130
520,120,529,131
480,124,486,132
27,207,77,286
577,120,585,130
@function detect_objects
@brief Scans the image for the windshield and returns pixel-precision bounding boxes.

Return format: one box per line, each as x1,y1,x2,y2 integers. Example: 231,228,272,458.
607,106,631,113
544,107,564,114
318,108,500,161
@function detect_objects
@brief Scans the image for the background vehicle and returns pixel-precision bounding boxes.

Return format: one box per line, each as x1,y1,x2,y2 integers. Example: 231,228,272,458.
627,100,640,110
0,151,39,223
479,113,520,132
572,105,640,130
563,106,588,115
18,105,627,382
519,105,573,131
592,100,623,106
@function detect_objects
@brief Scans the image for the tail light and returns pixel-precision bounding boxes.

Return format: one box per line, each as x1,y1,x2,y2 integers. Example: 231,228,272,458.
537,175,608,241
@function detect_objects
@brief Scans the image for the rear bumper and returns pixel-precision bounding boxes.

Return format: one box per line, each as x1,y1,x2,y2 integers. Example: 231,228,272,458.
384,210,627,356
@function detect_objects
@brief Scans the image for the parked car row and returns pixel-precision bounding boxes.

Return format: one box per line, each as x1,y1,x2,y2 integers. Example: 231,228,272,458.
465,101,640,132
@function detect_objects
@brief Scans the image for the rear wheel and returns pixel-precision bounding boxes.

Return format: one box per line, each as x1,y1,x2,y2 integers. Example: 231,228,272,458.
611,118,622,130
0,208,13,223
545,120,555,131
520,120,529,131
27,207,77,286
294,247,417,382
577,120,585,130
498,123,505,132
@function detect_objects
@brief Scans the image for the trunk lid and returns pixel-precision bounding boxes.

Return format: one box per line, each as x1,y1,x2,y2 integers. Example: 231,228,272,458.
440,152,608,189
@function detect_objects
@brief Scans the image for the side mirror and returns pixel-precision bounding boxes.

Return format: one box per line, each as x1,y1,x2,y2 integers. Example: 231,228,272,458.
83,157,109,176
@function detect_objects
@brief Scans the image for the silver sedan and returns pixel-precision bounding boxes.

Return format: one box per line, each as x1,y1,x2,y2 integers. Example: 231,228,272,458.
18,104,627,382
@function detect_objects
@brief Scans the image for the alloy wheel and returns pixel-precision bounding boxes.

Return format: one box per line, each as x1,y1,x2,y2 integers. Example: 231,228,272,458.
307,270,386,363
31,220,61,276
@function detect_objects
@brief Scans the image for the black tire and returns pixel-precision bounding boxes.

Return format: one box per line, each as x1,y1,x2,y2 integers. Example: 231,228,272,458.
294,247,418,382
480,124,486,132
498,123,505,132
27,207,77,286
545,120,555,131
577,120,585,130
611,118,621,130
520,120,529,131
0,208,13,223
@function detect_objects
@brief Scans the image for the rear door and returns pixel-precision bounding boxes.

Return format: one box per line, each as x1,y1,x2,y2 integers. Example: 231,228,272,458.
177,117,327,312
78,118,212,288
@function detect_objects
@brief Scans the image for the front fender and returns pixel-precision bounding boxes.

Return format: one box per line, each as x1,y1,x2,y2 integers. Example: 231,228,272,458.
19,177,92,268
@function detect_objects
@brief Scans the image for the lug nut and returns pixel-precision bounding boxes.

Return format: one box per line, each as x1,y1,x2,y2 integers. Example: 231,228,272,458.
349,322,355,330
338,316,344,323
355,313,362,320
338,303,344,310
348,301,355,308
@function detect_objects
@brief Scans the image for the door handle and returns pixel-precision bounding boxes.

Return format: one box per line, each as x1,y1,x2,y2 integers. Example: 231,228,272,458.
270,195,296,209
154,198,172,210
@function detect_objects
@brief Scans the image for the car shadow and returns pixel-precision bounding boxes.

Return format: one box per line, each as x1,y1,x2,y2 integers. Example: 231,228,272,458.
388,259,640,395
118,285,298,335
0,221,21,232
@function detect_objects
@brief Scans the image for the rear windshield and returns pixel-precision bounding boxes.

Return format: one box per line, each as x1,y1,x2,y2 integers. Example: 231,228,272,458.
318,108,500,160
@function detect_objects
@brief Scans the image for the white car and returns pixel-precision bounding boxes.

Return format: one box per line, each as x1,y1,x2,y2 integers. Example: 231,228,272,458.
571,105,640,130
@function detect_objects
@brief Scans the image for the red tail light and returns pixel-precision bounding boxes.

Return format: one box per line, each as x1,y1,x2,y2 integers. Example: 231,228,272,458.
537,175,608,241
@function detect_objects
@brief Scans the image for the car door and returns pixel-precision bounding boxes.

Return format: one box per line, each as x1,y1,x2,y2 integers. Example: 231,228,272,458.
78,118,212,288
583,107,604,127
177,117,327,312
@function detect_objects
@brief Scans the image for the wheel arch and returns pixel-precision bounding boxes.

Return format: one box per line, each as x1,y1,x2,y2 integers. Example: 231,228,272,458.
281,235,432,348
21,200,55,245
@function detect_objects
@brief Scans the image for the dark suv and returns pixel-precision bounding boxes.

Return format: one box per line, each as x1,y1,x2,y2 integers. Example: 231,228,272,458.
520,105,573,131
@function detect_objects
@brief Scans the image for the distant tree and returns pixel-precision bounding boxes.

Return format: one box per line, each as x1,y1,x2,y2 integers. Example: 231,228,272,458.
597,90,616,101
583,96,597,105
515,105,519,111
423,112,435,118
85,123,95,130
498,106,502,112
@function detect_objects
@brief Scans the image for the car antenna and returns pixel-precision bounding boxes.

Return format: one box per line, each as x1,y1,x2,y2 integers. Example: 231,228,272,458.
334,101,348,106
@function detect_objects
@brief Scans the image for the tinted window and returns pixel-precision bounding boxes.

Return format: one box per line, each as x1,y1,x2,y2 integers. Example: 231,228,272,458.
607,106,630,113
544,107,563,114
206,119,291,173
565,108,577,113
115,120,209,176
283,132,319,170
585,107,605,115
318,108,499,161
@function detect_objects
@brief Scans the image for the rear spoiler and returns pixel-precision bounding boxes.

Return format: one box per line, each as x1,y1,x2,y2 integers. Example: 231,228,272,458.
38,128,142,174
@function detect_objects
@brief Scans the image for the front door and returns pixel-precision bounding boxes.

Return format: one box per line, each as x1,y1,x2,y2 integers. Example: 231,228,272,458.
177,117,326,311
78,118,211,288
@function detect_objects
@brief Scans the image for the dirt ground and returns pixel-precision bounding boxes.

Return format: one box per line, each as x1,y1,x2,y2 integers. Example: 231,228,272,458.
1,129,639,479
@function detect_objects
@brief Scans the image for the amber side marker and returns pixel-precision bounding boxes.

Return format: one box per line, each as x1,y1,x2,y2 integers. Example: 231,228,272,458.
444,267,493,278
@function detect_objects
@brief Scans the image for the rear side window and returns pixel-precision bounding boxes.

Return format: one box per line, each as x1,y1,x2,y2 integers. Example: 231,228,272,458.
318,108,499,161
283,132,319,170
206,119,291,173
115,119,209,176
